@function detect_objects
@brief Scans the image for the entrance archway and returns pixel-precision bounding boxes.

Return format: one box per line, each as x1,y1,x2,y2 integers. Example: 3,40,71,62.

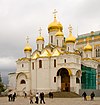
57,68,70,92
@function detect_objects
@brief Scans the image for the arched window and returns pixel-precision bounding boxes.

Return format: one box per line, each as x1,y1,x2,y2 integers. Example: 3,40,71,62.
68,47,69,51
51,36,53,43
76,77,80,83
22,64,24,67
54,59,56,67
96,49,98,57
39,60,42,68
37,44,39,50
96,48,100,57
57,39,58,46
20,80,26,84
98,49,100,57
42,44,44,49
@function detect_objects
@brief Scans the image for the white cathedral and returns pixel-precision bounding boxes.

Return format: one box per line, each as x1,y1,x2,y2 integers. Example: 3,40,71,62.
8,11,99,96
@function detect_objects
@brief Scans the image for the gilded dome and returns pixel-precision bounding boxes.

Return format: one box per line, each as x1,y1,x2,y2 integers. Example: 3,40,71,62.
84,42,92,51
66,25,76,43
24,36,32,52
66,33,76,43
48,17,63,32
55,29,64,36
24,43,32,52
36,36,44,41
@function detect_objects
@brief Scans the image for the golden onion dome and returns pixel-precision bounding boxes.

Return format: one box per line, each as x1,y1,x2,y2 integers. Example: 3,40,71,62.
24,36,32,52
48,17,63,32
55,29,64,36
36,35,44,41
84,42,92,51
24,45,32,52
66,33,76,43
66,25,76,43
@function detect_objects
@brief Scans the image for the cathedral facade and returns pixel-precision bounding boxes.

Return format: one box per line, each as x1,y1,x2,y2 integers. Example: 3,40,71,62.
8,12,99,96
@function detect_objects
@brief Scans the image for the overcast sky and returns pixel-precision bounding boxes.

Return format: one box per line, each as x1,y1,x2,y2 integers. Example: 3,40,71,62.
0,0,100,78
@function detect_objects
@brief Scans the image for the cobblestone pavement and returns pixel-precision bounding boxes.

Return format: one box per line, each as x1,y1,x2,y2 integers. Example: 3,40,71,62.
0,97,100,105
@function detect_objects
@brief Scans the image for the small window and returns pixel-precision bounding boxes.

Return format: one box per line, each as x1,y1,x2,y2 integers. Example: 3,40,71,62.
20,80,26,84
54,77,56,83
37,44,39,49
51,36,53,43
64,59,66,63
22,64,24,67
54,59,56,67
76,78,80,83
68,47,69,51
42,44,44,49
39,60,42,68
57,39,58,46
32,62,34,69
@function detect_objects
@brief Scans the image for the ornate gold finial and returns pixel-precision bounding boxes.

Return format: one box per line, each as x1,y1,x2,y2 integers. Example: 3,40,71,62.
39,27,42,36
68,24,72,34
26,36,29,43
53,9,57,18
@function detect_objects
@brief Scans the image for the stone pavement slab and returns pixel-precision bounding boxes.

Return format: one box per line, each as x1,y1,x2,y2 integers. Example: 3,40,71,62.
0,97,100,105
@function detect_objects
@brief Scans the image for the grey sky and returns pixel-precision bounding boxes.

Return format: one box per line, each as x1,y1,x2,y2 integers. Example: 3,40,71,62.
0,0,100,78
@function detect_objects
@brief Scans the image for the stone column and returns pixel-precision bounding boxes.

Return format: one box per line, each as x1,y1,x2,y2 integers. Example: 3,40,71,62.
57,76,61,91
70,75,76,92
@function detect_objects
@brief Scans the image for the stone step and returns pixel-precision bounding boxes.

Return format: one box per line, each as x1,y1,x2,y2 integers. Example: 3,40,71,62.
45,92,81,98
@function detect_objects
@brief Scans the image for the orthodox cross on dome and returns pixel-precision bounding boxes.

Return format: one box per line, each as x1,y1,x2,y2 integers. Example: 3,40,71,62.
39,27,42,36
53,9,57,18
68,24,72,34
26,36,29,43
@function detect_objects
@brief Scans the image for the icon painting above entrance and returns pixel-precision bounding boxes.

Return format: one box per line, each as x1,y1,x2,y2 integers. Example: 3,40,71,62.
57,68,71,92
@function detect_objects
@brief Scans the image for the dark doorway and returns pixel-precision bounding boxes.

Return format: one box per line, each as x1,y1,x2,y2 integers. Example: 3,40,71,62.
57,68,70,92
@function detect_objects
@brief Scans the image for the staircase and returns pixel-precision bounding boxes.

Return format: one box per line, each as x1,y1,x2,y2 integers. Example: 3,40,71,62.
45,92,81,98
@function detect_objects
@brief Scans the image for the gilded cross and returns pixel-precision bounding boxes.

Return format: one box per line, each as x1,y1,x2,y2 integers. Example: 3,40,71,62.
68,24,72,33
26,36,29,43
53,9,57,18
39,27,42,35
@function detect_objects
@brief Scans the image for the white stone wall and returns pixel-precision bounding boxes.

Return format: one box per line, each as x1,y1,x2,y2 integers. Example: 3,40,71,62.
8,73,16,89
36,40,44,51
56,36,64,47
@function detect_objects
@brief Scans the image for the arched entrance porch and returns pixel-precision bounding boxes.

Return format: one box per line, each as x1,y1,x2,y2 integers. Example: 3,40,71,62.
57,68,71,92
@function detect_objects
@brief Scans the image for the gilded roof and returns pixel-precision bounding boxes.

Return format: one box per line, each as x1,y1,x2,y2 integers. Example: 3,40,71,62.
31,53,39,59
55,29,64,36
36,35,44,41
52,49,61,56
40,49,51,57
84,42,92,51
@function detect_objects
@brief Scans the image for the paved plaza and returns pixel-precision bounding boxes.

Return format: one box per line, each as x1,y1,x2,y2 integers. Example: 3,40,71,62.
0,97,100,105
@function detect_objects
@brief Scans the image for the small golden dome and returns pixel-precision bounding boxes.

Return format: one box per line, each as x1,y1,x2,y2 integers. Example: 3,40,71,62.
55,29,64,36
24,43,32,52
24,36,32,52
66,33,76,43
36,36,44,41
66,25,76,43
84,42,92,51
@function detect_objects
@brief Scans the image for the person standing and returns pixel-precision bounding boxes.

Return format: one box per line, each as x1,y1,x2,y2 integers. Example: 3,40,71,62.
82,92,87,101
40,92,45,104
35,93,39,104
29,92,34,104
12,92,16,101
90,92,95,100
